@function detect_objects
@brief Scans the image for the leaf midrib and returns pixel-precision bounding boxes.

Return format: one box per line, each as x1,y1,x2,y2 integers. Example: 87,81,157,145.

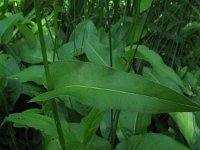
86,41,108,66
55,85,199,110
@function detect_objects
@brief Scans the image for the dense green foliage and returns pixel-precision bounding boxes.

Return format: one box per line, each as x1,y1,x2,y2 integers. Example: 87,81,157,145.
1,0,200,149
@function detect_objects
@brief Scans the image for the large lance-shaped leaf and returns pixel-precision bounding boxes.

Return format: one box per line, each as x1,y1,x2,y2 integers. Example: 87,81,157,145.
30,61,200,113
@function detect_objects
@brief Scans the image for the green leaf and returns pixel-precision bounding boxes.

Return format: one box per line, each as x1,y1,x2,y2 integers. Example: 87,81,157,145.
116,133,190,150
30,61,200,113
89,135,111,150
140,0,153,13
142,67,181,93
117,111,151,140
62,123,92,150
82,108,104,145
136,49,200,149
17,23,37,49
0,54,20,77
21,83,45,97
13,34,55,64
43,135,60,150
83,40,126,70
69,20,99,43
0,54,21,105
0,13,23,43
84,40,109,66
0,54,20,89
170,112,200,149
100,111,112,139
57,41,75,60
4,79,22,106
127,45,184,87
67,19,126,70
2,110,57,137
10,65,44,85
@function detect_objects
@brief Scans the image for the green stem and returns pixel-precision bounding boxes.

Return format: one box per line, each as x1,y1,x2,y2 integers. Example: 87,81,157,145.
110,1,154,148
53,0,60,61
125,0,141,72
110,2,142,147
105,1,115,149
33,0,66,149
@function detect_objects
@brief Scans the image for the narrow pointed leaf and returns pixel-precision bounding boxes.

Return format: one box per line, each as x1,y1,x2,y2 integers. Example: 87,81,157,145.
30,61,200,113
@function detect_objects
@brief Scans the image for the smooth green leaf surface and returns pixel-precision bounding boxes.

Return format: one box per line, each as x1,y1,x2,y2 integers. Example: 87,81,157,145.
2,111,57,137
10,65,44,85
17,23,37,49
69,20,99,43
43,135,60,150
68,19,126,70
0,54,20,77
30,61,200,113
84,40,109,66
13,35,54,64
138,50,200,150
140,0,153,12
116,133,190,150
82,108,104,145
0,54,20,88
117,111,151,139
4,79,22,106
170,112,200,149
0,13,23,43
126,45,184,87
57,41,75,60
89,135,111,150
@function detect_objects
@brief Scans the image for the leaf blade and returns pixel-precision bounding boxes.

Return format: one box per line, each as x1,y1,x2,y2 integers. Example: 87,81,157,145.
29,61,200,113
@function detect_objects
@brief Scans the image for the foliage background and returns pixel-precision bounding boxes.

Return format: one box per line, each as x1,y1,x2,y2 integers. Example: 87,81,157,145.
0,0,200,150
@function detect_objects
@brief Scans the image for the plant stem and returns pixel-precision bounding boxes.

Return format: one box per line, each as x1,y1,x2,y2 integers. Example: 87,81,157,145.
107,3,113,68
53,0,60,61
110,0,142,148
33,0,66,149
125,0,141,72
110,0,154,148
105,1,115,149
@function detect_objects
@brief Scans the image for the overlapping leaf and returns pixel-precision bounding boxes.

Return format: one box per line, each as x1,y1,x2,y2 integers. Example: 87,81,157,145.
116,133,190,150
29,61,200,113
